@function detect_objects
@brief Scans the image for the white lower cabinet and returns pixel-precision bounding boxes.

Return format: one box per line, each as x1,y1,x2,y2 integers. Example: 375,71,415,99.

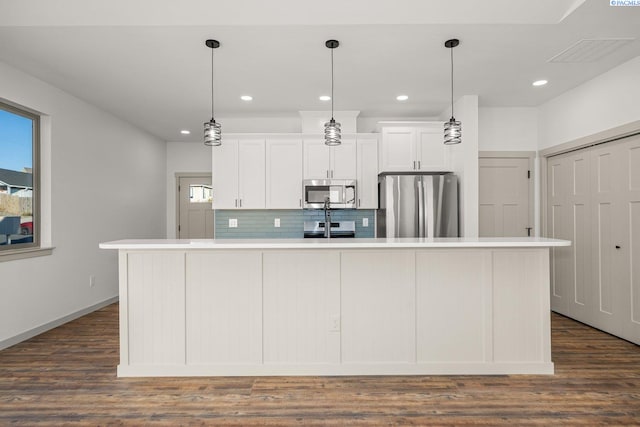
185,252,263,364
341,251,416,363
262,251,340,364
547,133,640,344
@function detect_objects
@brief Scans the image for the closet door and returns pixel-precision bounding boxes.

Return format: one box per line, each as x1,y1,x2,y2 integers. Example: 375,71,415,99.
589,142,624,335
618,135,640,343
547,150,591,319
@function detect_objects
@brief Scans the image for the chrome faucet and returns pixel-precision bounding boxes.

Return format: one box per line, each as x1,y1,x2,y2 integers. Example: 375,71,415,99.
324,196,331,239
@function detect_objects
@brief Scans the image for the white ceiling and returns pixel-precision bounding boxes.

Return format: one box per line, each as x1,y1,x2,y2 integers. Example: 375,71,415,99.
0,0,639,142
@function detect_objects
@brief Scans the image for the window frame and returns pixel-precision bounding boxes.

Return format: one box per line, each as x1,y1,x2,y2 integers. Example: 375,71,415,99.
0,100,41,255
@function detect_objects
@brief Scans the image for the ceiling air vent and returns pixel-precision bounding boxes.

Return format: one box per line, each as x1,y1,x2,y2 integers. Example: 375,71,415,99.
548,38,634,63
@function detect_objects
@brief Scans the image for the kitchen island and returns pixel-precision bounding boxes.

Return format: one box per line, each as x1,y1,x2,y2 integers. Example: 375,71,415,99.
100,237,569,377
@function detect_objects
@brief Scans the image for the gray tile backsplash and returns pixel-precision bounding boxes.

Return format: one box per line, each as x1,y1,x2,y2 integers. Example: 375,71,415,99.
214,209,375,239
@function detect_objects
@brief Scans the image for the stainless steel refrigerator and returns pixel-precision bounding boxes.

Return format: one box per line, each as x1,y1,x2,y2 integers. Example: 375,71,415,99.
377,172,459,238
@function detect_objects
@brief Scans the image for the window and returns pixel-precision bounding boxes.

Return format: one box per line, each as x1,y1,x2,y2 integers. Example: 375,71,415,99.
0,101,40,252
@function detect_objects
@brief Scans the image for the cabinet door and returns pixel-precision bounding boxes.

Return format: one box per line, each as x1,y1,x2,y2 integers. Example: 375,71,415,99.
303,138,331,179
379,127,416,172
331,137,357,179
266,138,303,209
212,139,239,209
238,138,265,209
417,123,449,170
357,137,378,209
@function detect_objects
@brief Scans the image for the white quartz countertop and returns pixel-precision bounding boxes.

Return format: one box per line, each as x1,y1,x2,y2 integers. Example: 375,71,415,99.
100,237,570,250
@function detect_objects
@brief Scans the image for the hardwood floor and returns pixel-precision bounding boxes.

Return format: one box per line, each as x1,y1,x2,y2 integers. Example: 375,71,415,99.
1,303,639,426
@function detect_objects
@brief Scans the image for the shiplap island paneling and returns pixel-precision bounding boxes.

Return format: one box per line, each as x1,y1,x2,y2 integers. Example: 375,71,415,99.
101,237,569,377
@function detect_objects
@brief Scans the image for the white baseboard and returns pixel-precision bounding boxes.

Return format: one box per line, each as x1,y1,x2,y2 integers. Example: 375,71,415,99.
0,296,119,351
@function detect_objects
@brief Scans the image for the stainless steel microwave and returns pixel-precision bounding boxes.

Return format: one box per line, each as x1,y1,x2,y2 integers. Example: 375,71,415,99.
303,179,357,209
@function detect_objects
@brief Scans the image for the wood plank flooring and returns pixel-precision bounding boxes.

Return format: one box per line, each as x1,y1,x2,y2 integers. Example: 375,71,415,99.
1,303,639,426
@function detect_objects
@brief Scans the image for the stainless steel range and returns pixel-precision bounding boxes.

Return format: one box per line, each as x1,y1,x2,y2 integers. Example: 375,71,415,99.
303,220,356,238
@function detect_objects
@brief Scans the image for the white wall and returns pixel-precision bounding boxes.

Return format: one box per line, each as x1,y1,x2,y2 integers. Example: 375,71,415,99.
538,55,640,150
478,107,538,151
0,61,166,348
441,95,479,237
166,141,212,238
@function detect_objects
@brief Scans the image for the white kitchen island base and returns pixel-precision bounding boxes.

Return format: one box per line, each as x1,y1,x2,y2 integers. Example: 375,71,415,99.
100,238,569,377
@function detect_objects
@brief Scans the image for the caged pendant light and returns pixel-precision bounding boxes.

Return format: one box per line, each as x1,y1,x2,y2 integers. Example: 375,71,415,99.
324,39,341,146
204,39,222,146
444,38,462,145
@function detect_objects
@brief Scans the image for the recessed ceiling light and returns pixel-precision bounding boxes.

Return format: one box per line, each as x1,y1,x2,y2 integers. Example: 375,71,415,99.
240,95,253,101
532,80,548,87
319,95,331,101
396,95,409,101
180,130,191,135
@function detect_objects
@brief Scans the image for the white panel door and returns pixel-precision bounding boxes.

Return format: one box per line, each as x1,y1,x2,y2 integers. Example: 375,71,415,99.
479,157,530,237
212,139,239,209
417,124,448,171
265,138,303,209
237,138,265,209
620,135,640,343
415,250,491,362
263,251,340,364
178,175,214,238
330,137,357,179
185,251,262,364
303,138,331,179
341,250,416,363
356,136,379,209
127,252,185,365
379,127,416,172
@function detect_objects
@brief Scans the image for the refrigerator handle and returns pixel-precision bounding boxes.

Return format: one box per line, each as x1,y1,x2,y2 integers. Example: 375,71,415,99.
417,177,425,237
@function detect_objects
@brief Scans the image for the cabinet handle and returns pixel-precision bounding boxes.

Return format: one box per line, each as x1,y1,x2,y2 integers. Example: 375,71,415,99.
331,170,334,178
235,199,238,207
418,161,421,170
526,227,532,237
413,161,416,170
299,199,302,207
326,170,329,178
358,198,361,207
239,199,243,208
615,245,621,249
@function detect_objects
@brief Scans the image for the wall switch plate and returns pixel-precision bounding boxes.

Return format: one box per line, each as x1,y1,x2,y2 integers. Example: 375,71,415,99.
229,218,238,228
274,218,280,228
363,217,369,227
329,315,340,332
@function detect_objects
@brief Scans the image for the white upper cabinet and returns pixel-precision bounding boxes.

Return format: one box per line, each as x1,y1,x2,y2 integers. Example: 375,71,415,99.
266,138,303,209
303,137,356,179
357,135,379,209
379,122,449,172
212,138,265,209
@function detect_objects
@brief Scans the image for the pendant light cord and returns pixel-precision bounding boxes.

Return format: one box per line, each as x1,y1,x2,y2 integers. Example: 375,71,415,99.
211,48,215,120
450,46,454,119
331,47,335,121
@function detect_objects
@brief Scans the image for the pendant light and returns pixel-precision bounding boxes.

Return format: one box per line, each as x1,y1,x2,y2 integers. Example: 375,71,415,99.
324,39,341,146
444,38,462,145
204,39,221,146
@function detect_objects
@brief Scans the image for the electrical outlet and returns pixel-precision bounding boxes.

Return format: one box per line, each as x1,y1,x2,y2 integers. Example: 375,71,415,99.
89,275,96,287
329,315,340,332
229,218,238,228
362,217,369,227
274,218,280,228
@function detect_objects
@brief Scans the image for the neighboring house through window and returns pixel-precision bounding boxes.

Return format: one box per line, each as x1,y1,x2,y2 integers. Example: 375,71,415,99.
0,100,40,252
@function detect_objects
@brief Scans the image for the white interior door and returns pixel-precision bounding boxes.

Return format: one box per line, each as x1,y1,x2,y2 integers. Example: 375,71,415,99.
178,175,214,238
479,157,531,237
